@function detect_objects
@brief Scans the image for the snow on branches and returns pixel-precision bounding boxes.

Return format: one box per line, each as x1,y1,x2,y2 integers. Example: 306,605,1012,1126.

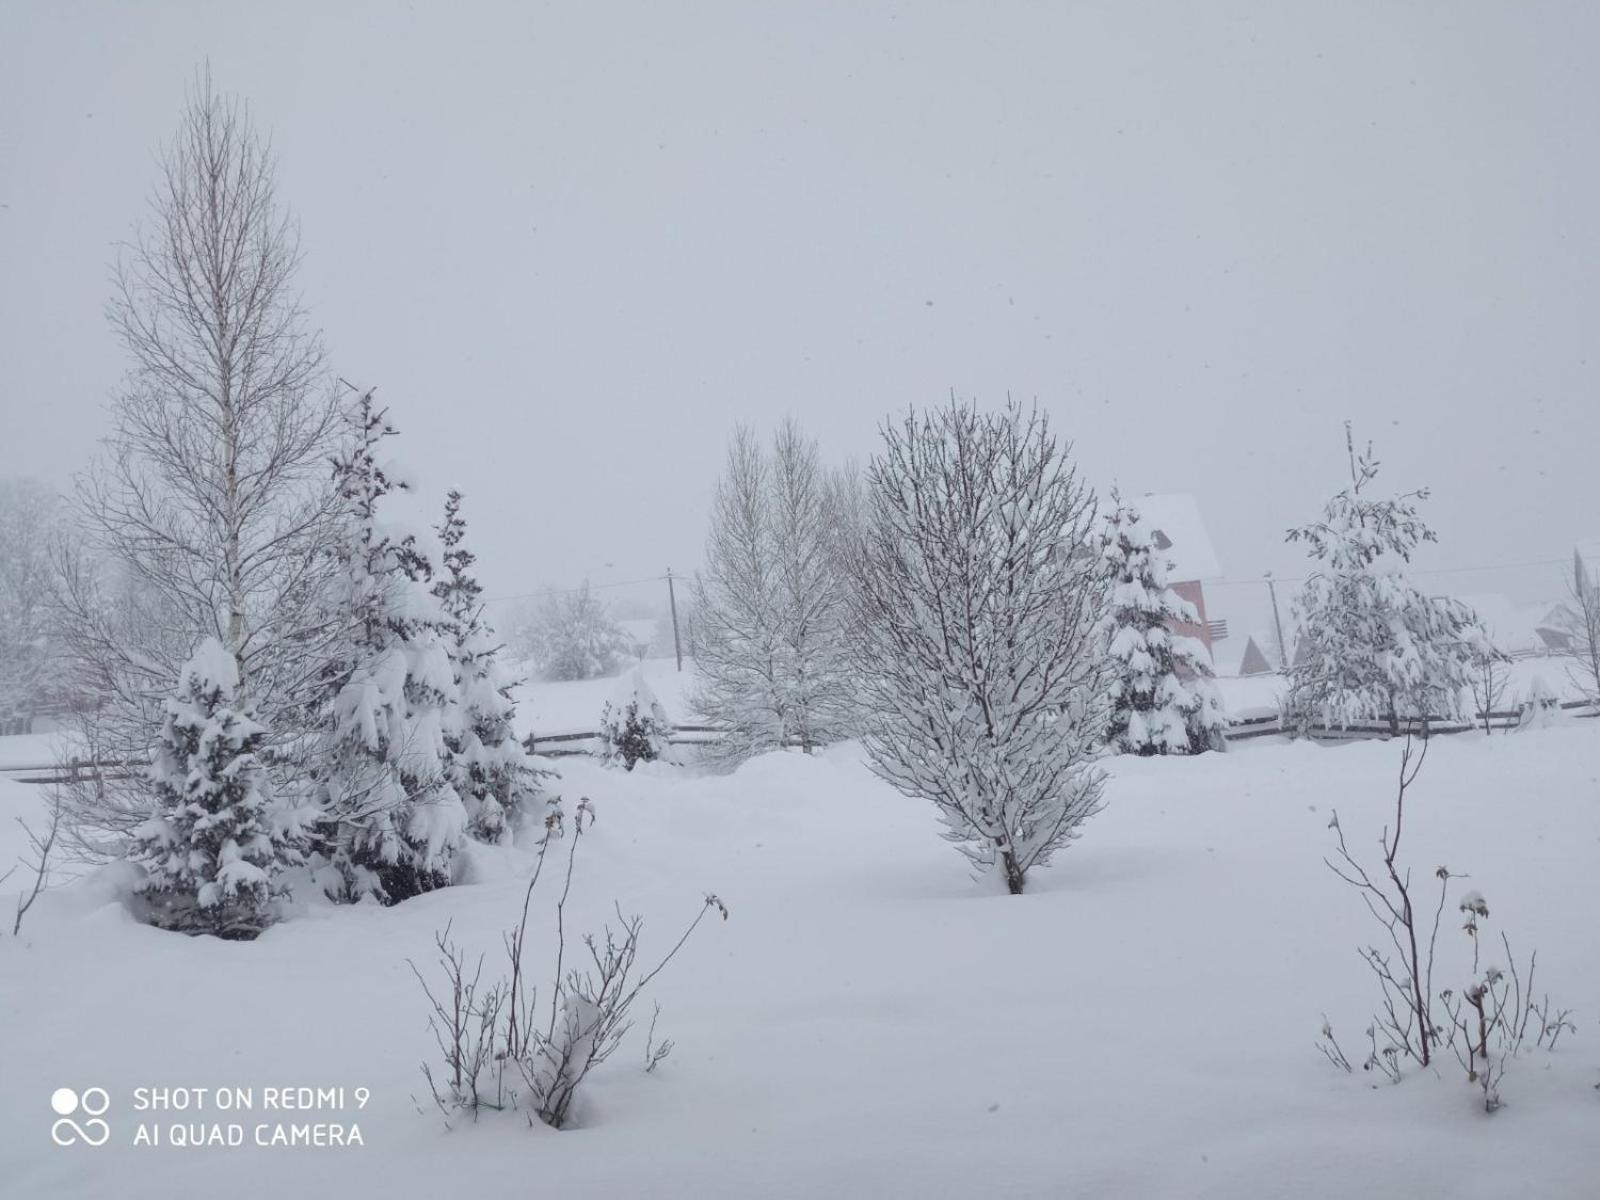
518,581,633,683
691,421,855,766
852,400,1109,895
1285,425,1497,734
132,639,306,938
432,490,553,843
598,669,674,770
1098,493,1226,755
309,392,467,904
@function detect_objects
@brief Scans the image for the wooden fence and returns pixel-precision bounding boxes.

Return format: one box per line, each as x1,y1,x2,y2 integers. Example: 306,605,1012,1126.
3,705,1595,788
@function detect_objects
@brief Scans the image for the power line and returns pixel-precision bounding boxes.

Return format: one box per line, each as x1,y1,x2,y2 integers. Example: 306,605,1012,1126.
483,574,671,605
1206,555,1569,590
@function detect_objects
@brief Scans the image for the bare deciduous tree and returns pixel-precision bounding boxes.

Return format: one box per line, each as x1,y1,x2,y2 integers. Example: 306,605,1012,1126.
53,73,340,853
851,400,1109,895
1561,552,1600,708
692,420,855,765
0,478,59,734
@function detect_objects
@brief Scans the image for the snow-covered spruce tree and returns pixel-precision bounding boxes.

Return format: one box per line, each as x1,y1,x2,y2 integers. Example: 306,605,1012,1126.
1098,492,1226,755
1284,426,1496,735
692,420,854,766
431,491,552,843
309,393,466,904
851,400,1110,895
131,639,305,938
519,581,631,682
598,669,674,770
51,75,341,855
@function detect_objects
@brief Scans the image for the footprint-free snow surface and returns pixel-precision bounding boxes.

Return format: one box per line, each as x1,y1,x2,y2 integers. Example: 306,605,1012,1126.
2,726,1597,1198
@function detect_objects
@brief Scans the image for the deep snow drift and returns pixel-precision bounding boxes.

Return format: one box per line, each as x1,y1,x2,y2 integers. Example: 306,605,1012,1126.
2,723,1597,1198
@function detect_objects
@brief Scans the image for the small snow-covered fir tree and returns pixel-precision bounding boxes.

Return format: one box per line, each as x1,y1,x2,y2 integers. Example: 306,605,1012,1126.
1285,425,1493,734
432,490,553,843
310,392,466,903
597,669,674,770
852,401,1110,895
131,638,303,938
1099,493,1227,755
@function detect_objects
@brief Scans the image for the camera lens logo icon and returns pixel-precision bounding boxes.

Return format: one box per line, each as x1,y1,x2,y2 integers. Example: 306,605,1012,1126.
51,1087,110,1147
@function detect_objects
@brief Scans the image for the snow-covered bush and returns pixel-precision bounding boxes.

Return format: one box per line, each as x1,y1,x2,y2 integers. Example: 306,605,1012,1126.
1098,492,1226,755
130,639,304,938
517,581,632,682
410,800,726,1129
597,670,674,771
851,400,1109,895
1285,426,1493,734
432,490,554,843
692,420,856,766
309,392,466,904
1515,674,1563,730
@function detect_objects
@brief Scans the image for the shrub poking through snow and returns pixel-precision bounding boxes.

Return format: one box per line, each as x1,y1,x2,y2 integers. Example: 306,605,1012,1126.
851,400,1110,895
1098,491,1226,755
309,391,466,904
1285,424,1496,735
432,490,555,842
131,639,302,938
1317,730,1572,1112
1515,674,1563,731
597,670,674,771
410,799,726,1129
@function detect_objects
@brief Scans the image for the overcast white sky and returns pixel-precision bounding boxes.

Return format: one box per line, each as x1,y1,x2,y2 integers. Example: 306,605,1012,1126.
3,2,1597,638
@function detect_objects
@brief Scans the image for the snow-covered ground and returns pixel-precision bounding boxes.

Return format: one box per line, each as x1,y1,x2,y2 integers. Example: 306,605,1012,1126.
2,722,1597,1198
510,657,695,737
1213,655,1587,722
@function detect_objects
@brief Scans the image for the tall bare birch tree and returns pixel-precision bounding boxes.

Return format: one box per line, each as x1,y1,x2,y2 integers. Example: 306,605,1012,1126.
692,420,854,765
54,74,340,852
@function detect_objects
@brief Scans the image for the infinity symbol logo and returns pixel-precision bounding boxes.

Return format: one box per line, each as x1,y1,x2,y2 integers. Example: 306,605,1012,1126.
51,1087,111,1147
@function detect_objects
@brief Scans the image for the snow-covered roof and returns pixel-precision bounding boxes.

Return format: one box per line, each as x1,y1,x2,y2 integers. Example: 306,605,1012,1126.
1456,594,1570,654
1130,493,1222,583
617,618,660,651
1574,540,1600,586
1235,631,1278,677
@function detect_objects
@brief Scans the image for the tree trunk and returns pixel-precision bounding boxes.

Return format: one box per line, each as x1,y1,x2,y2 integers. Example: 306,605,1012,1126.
1001,848,1026,895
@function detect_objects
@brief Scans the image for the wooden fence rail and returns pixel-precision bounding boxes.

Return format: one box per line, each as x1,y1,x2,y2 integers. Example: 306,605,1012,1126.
3,704,1595,787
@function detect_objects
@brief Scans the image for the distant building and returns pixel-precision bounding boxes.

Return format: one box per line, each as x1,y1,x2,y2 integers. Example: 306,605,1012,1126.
1235,631,1279,677
1132,493,1223,659
1457,594,1571,658
1575,540,1600,591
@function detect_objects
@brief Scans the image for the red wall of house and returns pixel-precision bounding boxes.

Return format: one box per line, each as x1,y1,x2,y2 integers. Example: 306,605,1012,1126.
1170,579,1212,659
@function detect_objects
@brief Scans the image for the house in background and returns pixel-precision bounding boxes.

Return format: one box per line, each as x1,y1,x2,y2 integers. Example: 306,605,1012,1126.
1575,540,1600,592
1132,493,1223,660
1235,631,1280,676
1457,594,1574,658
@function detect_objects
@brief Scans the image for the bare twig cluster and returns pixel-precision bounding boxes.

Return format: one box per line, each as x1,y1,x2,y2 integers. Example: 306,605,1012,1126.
6,788,62,937
410,799,725,1129
1317,732,1574,1111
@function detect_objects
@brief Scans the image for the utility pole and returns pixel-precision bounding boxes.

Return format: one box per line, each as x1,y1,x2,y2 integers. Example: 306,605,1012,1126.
666,567,683,672
1265,571,1289,672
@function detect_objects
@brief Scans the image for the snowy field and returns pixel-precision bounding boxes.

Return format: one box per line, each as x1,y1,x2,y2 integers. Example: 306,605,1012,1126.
2,722,1597,1199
